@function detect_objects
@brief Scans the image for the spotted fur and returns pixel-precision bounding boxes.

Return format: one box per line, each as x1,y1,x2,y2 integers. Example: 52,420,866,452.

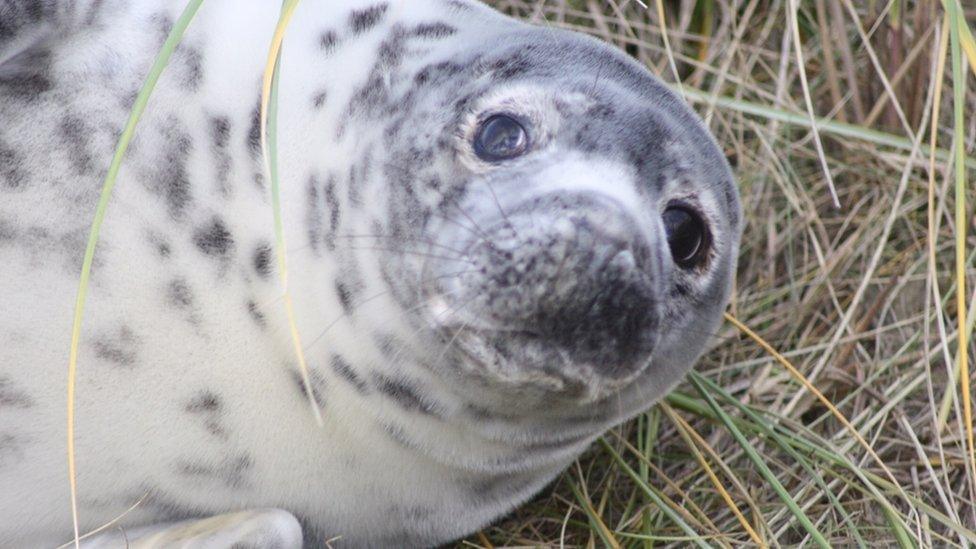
0,0,739,547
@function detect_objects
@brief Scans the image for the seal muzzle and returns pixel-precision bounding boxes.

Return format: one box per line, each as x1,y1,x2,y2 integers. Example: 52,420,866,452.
431,192,664,383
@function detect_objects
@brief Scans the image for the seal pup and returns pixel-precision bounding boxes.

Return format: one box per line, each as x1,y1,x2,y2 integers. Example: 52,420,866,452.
0,0,741,546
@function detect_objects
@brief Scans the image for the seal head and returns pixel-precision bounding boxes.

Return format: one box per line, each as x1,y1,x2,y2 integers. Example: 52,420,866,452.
371,26,741,413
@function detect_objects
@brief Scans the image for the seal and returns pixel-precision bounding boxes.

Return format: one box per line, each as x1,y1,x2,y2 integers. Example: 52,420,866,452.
0,0,741,546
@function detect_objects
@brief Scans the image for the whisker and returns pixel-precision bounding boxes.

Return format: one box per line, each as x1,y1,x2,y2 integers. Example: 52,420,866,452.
335,233,469,256
446,196,493,241
301,271,473,355
428,210,510,262
428,211,484,240
340,246,476,265
384,289,484,370
483,177,517,236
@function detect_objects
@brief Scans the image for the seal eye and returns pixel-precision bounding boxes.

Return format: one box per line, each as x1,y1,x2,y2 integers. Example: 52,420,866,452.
663,204,707,268
473,114,528,161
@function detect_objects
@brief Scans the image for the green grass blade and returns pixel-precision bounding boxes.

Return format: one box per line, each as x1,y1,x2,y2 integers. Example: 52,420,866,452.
675,85,976,171
566,475,622,549
686,374,831,548
598,438,713,549
65,1,205,545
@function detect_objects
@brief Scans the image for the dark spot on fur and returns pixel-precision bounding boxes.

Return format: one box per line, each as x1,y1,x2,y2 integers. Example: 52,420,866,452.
148,232,172,258
193,217,234,257
335,281,353,313
411,22,456,38
323,175,339,250
444,0,472,12
0,433,29,467
312,90,327,109
671,281,691,297
413,60,464,87
210,116,230,148
0,47,52,99
330,355,367,394
185,390,227,438
306,177,322,253
176,454,252,489
182,393,217,415
150,12,174,45
0,141,27,189
209,115,232,195
253,243,272,278
0,2,49,41
304,172,338,254
179,46,204,91
85,0,107,25
152,120,193,219
168,278,194,309
319,30,339,51
372,374,436,415
0,376,33,408
58,115,95,175
292,369,327,410
488,54,532,80
93,326,139,368
465,471,537,505
345,148,373,208
246,99,261,158
349,4,388,34
374,332,405,359
246,300,266,329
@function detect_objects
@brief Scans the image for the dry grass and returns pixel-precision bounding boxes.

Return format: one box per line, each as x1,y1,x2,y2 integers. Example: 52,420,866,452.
465,0,976,546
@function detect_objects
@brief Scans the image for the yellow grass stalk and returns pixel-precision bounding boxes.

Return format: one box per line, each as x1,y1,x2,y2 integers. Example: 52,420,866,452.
945,0,975,497
787,0,840,209
660,404,766,547
722,313,914,514
259,0,324,426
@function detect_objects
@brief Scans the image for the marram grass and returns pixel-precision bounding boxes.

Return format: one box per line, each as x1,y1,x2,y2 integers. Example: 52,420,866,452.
258,0,325,428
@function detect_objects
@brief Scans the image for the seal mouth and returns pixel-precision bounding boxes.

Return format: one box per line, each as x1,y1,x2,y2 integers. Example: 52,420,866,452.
431,313,657,400
444,325,584,392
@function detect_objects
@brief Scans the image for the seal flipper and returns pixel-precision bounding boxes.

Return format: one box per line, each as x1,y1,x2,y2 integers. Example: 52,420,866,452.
79,509,303,549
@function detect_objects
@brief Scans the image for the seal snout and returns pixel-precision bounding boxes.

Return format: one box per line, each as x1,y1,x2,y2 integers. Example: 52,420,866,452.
436,193,663,380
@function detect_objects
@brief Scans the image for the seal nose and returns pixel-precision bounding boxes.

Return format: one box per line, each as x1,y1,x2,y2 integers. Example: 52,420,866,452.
466,195,661,376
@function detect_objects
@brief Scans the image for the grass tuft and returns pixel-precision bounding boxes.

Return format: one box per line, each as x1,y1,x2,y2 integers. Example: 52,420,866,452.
475,1,976,546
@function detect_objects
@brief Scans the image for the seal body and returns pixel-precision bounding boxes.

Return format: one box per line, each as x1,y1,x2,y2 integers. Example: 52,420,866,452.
0,0,741,546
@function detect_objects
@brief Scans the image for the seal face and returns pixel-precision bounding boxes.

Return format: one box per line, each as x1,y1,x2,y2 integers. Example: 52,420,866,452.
0,0,740,546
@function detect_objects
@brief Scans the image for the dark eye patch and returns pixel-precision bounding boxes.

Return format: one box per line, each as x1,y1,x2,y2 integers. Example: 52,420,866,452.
662,203,708,269
473,114,528,162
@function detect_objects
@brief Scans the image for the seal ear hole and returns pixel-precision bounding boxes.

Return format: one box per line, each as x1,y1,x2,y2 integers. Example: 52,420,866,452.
473,114,529,162
662,202,710,269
